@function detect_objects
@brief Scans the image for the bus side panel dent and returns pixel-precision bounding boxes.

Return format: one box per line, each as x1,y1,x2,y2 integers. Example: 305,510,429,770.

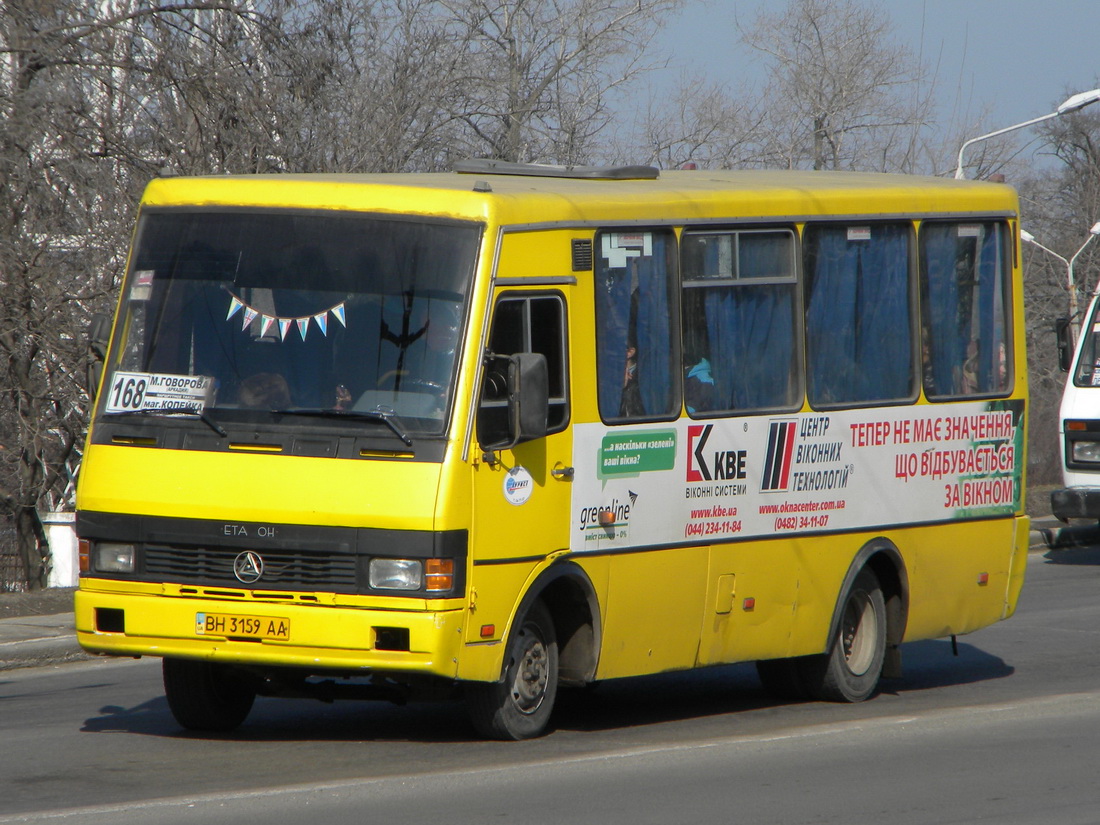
899,518,1020,641
1003,514,1030,620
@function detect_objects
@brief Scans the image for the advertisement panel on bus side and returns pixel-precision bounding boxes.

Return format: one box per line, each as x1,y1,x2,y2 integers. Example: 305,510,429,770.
567,399,1024,551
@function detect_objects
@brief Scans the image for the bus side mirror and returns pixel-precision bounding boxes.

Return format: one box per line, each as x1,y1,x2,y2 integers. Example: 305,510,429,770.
87,312,112,399
478,352,549,453
1056,317,1073,373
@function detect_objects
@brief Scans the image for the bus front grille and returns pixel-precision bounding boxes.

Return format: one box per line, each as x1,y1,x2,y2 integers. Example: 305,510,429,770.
144,544,359,592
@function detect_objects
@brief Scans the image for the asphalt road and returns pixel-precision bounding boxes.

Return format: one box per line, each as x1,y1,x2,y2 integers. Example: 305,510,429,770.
3,543,1100,824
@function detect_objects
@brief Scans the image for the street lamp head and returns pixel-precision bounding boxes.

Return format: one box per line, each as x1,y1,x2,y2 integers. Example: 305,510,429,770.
1021,229,1036,243
1057,89,1100,115
1090,221,1100,236
955,88,1100,179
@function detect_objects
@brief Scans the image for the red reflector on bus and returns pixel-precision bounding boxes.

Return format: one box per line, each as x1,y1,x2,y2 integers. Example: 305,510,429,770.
480,624,495,638
1067,420,1088,431
978,572,989,586
742,597,756,611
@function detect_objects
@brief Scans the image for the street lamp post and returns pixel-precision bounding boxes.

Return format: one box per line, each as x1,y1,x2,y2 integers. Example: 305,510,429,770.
1021,222,1100,344
954,89,1100,180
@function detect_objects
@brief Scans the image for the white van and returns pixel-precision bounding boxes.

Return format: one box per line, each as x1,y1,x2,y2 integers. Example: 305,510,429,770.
1053,294,1100,521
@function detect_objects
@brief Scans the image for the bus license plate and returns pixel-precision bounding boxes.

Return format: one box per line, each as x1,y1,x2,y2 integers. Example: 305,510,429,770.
195,612,290,640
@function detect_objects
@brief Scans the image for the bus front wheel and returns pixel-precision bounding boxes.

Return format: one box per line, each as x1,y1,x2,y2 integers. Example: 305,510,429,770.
803,567,887,702
465,599,559,740
162,658,256,732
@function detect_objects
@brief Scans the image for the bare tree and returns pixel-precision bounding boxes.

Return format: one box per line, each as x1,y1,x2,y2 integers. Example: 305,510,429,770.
737,0,934,172
624,72,769,169
441,0,683,164
0,1,277,588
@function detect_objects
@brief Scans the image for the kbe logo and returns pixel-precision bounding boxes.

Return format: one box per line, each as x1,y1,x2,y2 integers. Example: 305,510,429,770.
686,424,747,482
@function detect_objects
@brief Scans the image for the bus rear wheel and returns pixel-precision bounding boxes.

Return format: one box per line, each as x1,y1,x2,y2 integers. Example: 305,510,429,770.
162,658,256,732
802,567,887,702
465,599,558,740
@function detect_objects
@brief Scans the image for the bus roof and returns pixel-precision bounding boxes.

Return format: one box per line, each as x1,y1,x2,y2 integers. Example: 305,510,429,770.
140,167,1019,227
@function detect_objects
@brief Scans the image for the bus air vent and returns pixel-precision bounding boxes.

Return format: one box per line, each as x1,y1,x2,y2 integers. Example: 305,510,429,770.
572,239,593,271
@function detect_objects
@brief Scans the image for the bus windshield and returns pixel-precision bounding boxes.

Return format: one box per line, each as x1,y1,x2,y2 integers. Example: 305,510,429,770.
103,209,481,435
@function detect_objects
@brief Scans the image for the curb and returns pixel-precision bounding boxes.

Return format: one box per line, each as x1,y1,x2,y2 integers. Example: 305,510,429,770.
0,615,89,672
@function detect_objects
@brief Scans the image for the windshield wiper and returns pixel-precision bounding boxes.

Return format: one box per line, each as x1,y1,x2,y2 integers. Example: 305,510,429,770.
104,408,228,438
277,408,414,447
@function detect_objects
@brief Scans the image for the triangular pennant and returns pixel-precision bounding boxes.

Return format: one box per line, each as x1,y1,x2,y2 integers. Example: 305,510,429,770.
278,318,291,341
332,303,346,327
226,297,244,320
314,312,328,336
242,308,258,330
296,317,310,340
261,315,276,337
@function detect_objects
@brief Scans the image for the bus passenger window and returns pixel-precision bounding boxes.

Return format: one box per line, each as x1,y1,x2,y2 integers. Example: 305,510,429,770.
804,223,914,407
919,222,1011,398
680,229,800,414
477,294,568,445
594,229,680,422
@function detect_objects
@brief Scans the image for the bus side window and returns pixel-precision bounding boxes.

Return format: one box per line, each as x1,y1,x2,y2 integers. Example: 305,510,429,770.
680,229,800,414
920,221,1011,398
477,294,568,446
804,223,914,407
594,229,680,423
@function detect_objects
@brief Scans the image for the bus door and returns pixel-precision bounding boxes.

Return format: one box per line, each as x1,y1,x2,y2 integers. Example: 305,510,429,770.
467,290,573,644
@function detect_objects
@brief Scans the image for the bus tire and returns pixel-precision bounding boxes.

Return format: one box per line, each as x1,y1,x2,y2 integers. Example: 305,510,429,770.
162,658,256,732
465,599,558,740
801,567,887,703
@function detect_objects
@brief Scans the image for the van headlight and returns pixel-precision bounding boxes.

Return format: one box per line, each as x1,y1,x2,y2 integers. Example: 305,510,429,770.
369,558,422,590
1072,441,1100,464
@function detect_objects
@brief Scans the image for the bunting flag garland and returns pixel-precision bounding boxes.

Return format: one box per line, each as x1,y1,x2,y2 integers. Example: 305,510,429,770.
224,291,348,343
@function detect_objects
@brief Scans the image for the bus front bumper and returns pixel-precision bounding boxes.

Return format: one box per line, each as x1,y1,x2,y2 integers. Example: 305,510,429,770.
74,584,465,678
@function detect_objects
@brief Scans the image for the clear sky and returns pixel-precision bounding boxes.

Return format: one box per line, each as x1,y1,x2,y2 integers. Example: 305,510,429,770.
655,0,1100,139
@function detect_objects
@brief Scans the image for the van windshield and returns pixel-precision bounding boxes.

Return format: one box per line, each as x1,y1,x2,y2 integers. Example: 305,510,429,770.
101,209,480,435
1075,303,1100,388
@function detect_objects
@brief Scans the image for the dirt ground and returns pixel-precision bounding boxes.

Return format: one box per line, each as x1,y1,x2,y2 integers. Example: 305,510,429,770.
0,587,76,620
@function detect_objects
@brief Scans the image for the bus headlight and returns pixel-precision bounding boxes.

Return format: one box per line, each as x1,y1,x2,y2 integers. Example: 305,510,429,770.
369,558,422,590
1072,441,1100,464
94,542,136,573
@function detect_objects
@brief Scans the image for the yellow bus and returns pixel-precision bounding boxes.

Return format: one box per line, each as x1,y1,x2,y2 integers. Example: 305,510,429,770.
75,162,1028,739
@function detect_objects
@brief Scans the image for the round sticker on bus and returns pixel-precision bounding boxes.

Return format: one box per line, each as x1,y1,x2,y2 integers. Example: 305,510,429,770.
503,466,534,506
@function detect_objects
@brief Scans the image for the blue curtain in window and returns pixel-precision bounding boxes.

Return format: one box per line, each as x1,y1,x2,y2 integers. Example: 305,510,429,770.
635,234,674,415
922,224,1005,396
595,259,632,419
805,225,911,405
595,233,674,419
922,226,965,395
975,228,1004,390
702,285,794,410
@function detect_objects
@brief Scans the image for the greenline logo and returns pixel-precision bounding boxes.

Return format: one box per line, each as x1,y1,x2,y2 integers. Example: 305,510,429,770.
599,429,677,478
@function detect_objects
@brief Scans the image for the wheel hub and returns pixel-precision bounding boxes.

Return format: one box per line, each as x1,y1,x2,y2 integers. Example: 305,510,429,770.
511,636,549,715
